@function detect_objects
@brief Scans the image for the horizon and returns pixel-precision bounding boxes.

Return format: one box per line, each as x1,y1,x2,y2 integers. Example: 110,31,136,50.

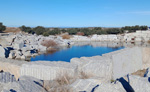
0,0,150,27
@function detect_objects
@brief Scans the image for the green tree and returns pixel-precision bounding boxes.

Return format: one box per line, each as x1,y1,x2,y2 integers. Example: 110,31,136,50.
0,23,6,32
33,26,47,35
20,25,33,33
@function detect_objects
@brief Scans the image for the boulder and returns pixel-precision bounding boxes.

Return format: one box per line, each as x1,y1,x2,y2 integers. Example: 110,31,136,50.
8,51,16,59
13,42,24,50
38,45,47,52
21,55,26,60
15,51,23,59
22,51,31,57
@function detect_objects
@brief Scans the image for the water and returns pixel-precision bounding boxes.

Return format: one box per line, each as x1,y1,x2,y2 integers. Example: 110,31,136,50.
31,44,124,62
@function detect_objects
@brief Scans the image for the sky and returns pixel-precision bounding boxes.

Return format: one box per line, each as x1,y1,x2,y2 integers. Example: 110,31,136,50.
0,0,150,27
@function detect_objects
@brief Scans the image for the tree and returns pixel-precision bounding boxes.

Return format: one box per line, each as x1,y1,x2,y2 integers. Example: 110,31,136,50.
20,25,33,33
0,23,6,32
33,26,47,35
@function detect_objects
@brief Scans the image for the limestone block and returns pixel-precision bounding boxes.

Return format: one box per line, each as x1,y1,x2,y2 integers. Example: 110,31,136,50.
129,75,150,92
71,56,113,80
103,47,143,79
81,57,112,80
20,61,78,80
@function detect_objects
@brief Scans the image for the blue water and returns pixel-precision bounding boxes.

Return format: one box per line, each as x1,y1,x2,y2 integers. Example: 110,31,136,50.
31,45,124,62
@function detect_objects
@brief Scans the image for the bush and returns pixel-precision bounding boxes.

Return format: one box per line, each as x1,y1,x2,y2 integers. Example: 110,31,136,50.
33,26,47,35
62,35,71,39
43,74,73,92
148,40,150,43
0,23,6,32
41,40,57,48
76,32,84,36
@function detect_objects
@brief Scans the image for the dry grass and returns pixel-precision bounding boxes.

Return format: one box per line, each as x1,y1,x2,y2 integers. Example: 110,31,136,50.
4,27,21,33
76,32,84,36
79,71,92,79
44,74,74,92
41,40,57,48
43,72,92,92
147,40,150,43
131,69,146,77
61,35,71,39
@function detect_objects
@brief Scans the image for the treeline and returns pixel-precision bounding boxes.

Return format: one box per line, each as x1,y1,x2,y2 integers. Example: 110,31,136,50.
20,25,148,36
122,25,148,32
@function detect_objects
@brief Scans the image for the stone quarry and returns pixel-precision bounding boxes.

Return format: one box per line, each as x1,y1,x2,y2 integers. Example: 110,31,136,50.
0,31,150,92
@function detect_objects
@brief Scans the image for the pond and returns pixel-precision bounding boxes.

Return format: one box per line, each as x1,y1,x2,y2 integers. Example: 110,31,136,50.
31,43,124,62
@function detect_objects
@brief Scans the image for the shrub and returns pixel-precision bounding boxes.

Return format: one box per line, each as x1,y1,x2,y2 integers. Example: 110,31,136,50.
148,40,150,43
43,32,49,36
62,35,71,39
76,32,84,36
43,74,73,92
41,40,57,48
0,23,6,32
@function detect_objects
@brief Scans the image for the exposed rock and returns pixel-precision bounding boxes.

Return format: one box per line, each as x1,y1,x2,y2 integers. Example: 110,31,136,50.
0,46,5,58
125,75,150,92
2,76,46,92
43,80,60,92
13,42,24,50
70,79,101,92
20,61,78,80
95,81,126,92
8,51,16,59
71,56,113,81
0,72,16,83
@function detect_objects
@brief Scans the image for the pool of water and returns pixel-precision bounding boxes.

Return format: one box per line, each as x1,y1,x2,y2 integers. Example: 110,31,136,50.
31,45,124,62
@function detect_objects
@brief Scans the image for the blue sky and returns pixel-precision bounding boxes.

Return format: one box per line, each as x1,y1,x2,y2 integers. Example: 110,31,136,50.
0,0,150,27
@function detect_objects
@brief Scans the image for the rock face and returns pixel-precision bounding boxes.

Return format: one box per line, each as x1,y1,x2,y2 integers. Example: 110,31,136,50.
20,61,78,80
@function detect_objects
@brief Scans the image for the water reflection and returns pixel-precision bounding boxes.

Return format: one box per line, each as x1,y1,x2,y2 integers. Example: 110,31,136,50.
30,42,150,62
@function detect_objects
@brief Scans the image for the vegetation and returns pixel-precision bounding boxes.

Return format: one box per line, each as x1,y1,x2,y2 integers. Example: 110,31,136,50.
41,40,57,48
18,25,148,36
0,23,6,32
121,25,148,32
61,34,71,39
